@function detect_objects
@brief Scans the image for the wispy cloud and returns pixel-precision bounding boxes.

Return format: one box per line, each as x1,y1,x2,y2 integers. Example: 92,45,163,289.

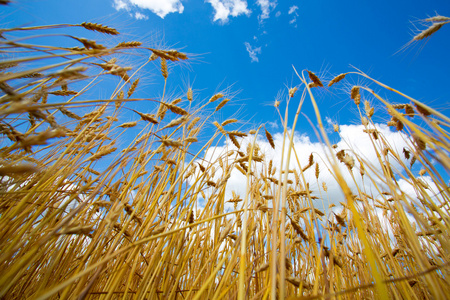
244,42,262,62
134,11,148,20
288,5,298,15
288,5,299,27
206,0,251,23
113,0,184,19
267,120,279,129
256,0,277,23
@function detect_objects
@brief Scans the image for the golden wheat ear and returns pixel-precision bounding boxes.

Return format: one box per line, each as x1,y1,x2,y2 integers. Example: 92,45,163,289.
396,14,449,54
413,21,449,41
307,70,324,87
79,22,119,35
328,73,347,87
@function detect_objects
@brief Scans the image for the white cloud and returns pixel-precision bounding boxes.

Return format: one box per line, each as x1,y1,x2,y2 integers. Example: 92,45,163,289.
206,0,251,23
288,5,298,15
288,5,299,27
275,11,281,18
113,0,130,10
193,123,421,214
244,42,262,62
186,120,447,262
113,0,184,19
134,12,148,20
256,0,277,23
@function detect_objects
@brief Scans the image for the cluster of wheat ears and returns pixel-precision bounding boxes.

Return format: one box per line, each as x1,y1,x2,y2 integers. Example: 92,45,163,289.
0,6,449,300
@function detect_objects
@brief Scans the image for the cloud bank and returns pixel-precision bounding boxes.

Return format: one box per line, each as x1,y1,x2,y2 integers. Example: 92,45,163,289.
191,122,442,215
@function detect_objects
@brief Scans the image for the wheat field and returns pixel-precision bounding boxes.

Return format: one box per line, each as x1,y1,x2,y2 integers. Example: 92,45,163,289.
0,8,449,300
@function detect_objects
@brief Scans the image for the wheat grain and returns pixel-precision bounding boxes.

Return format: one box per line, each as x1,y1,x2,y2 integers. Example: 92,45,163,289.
118,121,138,128
415,103,432,116
289,87,298,98
59,107,81,120
413,21,449,40
161,58,168,79
127,79,139,98
361,117,369,126
165,103,188,115
86,145,117,162
221,119,238,126
392,104,406,109
333,124,339,132
228,130,247,138
215,98,229,112
213,121,227,136
80,22,119,35
151,49,176,61
73,37,106,50
387,120,397,127
405,104,415,116
307,70,324,87
131,110,158,124
268,159,273,175
256,263,269,273
160,139,182,148
289,218,308,241
274,100,280,108
167,49,188,60
115,41,142,48
413,134,426,151
18,128,66,150
351,86,361,105
0,163,39,176
218,222,233,243
229,135,240,148
184,137,198,143
163,116,187,129
322,182,328,192
425,15,450,22
156,102,167,120
396,120,404,131
171,98,182,105
186,87,193,102
50,90,78,96
364,101,374,118
328,73,347,87
206,180,216,187
343,154,355,169
209,93,224,102
265,128,275,149
187,116,200,130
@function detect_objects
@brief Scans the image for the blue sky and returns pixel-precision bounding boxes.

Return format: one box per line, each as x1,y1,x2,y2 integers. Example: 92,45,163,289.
3,0,450,207
5,0,450,133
